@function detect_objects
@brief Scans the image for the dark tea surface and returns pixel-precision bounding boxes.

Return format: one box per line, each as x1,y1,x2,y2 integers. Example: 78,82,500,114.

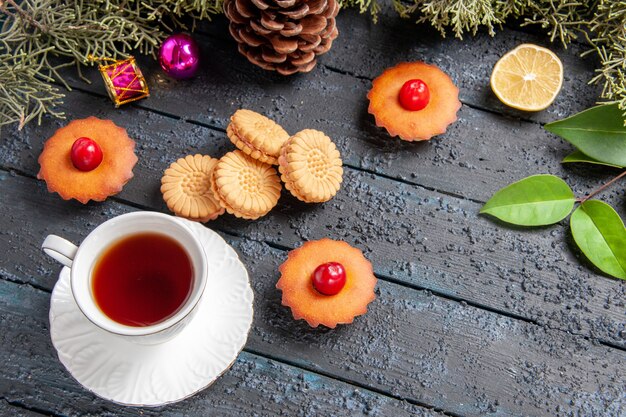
92,232,194,327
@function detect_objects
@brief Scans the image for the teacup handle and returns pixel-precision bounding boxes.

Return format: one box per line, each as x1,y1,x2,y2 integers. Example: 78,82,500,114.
42,235,78,268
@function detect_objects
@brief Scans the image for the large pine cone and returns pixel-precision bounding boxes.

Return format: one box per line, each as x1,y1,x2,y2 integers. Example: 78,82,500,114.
224,0,339,75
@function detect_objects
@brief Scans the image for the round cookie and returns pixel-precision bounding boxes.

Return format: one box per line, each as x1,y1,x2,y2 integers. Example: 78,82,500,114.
278,129,343,203
212,150,282,220
161,154,225,222
277,238,377,328
227,109,290,165
37,117,137,204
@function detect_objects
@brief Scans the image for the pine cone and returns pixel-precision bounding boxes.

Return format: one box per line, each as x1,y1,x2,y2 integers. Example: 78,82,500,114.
224,0,339,75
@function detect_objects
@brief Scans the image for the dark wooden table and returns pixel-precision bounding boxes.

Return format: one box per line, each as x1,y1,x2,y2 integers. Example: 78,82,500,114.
1,10,625,417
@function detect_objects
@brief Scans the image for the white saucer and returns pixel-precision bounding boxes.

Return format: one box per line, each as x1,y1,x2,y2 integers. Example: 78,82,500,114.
49,220,254,406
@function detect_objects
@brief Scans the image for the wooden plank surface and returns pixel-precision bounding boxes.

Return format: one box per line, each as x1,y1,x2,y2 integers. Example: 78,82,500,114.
58,11,611,205
1,86,624,349
0,401,48,417
1,171,624,417
1,9,625,417
0,280,441,417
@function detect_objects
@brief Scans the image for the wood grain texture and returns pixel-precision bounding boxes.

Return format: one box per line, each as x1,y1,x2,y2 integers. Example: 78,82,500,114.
1,88,623,348
0,276,441,417
196,8,601,125
0,173,624,417
0,401,49,417
1,10,625,417
54,12,615,207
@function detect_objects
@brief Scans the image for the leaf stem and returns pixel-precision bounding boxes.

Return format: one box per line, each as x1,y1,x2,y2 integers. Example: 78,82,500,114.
578,169,626,204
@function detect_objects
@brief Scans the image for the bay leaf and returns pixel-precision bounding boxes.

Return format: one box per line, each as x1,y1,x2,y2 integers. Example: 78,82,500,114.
481,175,575,226
570,200,626,280
545,104,626,167
561,150,624,168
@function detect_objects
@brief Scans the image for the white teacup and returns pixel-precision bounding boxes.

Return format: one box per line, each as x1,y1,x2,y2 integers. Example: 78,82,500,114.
42,211,208,344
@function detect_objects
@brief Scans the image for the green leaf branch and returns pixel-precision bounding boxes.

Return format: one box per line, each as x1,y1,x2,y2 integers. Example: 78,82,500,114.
482,104,626,280
561,150,623,169
545,104,626,168
571,200,626,280
480,175,575,226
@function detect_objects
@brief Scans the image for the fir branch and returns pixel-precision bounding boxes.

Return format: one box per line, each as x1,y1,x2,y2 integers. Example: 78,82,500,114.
0,0,171,129
408,0,510,38
143,0,223,30
0,42,65,129
584,1,626,115
385,0,520,38
340,0,381,22
520,1,591,46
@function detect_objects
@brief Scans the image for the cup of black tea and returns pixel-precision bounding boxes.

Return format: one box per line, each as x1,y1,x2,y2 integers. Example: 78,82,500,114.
42,211,208,344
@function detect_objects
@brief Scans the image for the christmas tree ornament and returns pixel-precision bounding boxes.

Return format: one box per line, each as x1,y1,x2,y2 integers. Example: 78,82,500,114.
223,0,340,75
159,33,201,79
95,57,150,107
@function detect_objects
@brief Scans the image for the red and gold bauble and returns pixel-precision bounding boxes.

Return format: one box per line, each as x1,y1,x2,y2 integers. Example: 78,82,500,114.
159,34,201,80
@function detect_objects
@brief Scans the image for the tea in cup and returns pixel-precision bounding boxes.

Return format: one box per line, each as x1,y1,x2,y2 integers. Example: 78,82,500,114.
42,211,208,344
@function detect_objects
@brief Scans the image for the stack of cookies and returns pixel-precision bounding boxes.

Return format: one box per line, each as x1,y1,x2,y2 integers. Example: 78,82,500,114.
161,109,344,221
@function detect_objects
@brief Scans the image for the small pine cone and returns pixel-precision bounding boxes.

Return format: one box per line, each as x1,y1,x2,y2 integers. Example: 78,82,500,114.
224,0,340,75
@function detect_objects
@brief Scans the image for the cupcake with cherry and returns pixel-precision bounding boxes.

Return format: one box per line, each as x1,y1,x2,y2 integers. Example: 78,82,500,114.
277,238,377,328
367,61,461,141
38,117,138,203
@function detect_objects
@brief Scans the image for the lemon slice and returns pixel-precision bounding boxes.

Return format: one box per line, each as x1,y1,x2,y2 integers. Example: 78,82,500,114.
490,44,563,112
